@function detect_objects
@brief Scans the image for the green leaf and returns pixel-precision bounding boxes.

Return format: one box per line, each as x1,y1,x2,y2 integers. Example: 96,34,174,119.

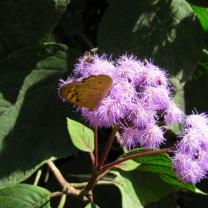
0,43,79,188
85,203,100,208
114,159,140,171
110,170,177,208
0,93,12,115
0,0,69,57
192,5,208,32
118,148,195,192
184,49,208,113
60,0,86,38
98,0,204,82
0,184,51,208
67,118,94,152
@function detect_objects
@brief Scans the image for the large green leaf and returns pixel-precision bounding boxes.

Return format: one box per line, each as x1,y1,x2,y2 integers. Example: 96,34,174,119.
118,148,195,192
0,0,69,58
184,50,208,113
98,0,204,82
67,118,94,152
0,43,79,188
191,5,208,32
0,184,50,208
0,93,12,115
114,159,140,172
173,49,208,114
110,170,177,208
60,0,85,37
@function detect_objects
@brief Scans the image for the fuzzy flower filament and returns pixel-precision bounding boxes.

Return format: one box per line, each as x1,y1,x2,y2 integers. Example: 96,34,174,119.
173,113,208,184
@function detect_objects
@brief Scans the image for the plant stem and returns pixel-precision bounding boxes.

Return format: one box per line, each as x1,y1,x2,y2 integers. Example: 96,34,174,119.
81,127,118,197
94,126,98,167
101,147,173,173
89,152,95,166
71,182,88,188
58,193,67,208
50,190,89,202
51,191,64,198
34,170,42,186
47,160,81,196
47,160,68,187
80,169,99,200
97,126,118,169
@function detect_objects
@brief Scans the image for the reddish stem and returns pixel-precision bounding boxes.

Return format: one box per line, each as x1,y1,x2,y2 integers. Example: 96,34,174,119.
81,126,118,196
93,127,98,167
101,147,173,173
97,126,118,169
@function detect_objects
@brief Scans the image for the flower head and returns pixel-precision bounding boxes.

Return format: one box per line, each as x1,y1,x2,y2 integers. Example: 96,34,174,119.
121,126,140,149
109,79,136,104
114,55,144,83
185,113,208,131
128,101,155,127
74,54,115,78
143,61,169,88
164,102,184,125
133,60,169,89
81,96,128,128
172,112,208,184
172,152,206,184
137,124,165,149
140,86,172,111
176,129,204,154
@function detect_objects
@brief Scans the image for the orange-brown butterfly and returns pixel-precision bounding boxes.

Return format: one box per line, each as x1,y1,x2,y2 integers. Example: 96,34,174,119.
59,74,113,111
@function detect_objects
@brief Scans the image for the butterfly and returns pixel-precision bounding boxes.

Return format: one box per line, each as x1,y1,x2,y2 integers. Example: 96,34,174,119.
59,74,113,111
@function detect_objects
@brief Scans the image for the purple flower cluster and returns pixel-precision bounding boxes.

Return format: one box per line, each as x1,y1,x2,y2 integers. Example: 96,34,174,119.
59,53,208,184
59,54,184,149
173,113,208,184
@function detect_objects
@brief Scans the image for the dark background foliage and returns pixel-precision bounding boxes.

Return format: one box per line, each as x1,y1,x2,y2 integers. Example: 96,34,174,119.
1,0,208,207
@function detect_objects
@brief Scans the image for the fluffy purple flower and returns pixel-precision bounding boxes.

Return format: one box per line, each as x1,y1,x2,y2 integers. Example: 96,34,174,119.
172,152,206,184
164,102,184,125
143,61,169,88
140,86,172,111
176,129,205,154
115,55,144,83
198,151,208,172
74,54,115,78
128,101,155,127
59,53,208,185
133,60,169,89
81,96,128,128
121,126,140,149
177,113,208,154
137,124,165,149
185,113,208,131
109,79,136,104
172,112,208,183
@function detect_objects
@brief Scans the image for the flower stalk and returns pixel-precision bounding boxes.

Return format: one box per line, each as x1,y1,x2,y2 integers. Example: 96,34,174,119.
93,126,98,167
81,126,118,198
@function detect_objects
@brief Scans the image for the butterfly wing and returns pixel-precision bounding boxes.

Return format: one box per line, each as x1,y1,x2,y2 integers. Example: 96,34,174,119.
60,74,113,110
